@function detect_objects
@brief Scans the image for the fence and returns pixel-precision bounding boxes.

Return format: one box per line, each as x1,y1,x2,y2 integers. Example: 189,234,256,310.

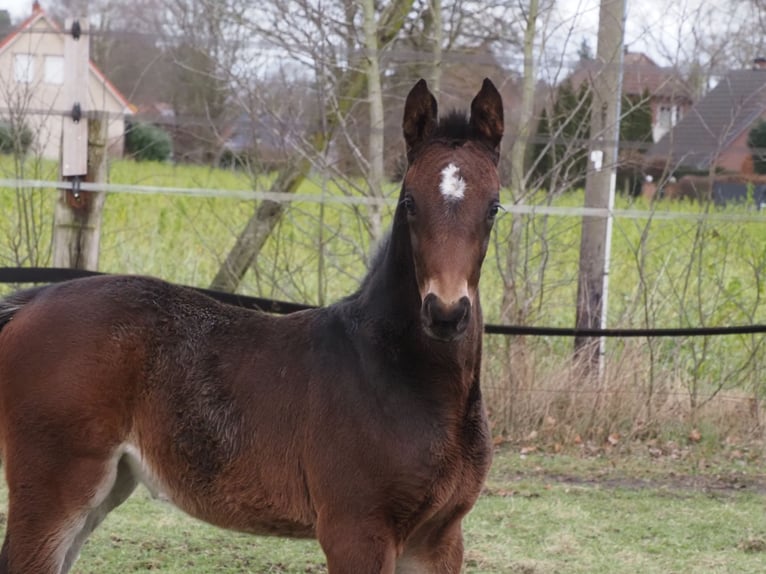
1,265,765,339
1,173,765,441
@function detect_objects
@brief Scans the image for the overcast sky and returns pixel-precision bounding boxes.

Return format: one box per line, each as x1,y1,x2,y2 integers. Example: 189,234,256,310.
2,0,747,71
3,0,31,20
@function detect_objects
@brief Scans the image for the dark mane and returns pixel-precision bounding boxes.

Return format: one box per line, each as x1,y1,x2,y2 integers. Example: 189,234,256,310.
347,231,394,302
433,110,472,142
365,232,392,276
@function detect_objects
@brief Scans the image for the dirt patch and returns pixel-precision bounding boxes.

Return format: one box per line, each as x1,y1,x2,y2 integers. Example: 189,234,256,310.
536,471,766,495
489,468,766,497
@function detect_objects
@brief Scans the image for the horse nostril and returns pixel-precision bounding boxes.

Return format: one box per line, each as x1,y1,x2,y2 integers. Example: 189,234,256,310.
421,294,471,340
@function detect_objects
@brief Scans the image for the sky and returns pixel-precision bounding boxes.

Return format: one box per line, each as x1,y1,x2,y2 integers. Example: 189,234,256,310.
3,0,33,20
1,0,745,72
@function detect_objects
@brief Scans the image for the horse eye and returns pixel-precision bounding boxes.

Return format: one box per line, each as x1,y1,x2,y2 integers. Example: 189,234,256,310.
401,194,416,216
487,201,503,221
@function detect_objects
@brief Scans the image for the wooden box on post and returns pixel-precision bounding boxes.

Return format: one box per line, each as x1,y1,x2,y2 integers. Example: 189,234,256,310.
61,17,88,178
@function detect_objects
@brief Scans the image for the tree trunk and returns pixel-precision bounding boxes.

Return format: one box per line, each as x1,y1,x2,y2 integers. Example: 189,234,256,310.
428,0,442,95
507,0,538,200
210,0,415,293
499,0,539,434
362,0,385,242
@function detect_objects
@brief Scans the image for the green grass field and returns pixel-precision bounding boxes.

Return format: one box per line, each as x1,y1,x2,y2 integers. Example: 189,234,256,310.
0,447,762,573
4,158,766,324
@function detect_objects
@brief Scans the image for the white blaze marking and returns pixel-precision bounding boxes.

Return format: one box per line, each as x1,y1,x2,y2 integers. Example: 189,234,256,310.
439,163,466,201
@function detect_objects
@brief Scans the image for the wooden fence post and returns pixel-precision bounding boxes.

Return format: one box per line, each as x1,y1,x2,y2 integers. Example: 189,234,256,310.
52,115,108,270
52,17,107,270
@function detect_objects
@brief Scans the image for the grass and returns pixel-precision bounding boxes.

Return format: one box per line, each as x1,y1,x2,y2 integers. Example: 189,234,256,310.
0,446,763,573
2,156,766,325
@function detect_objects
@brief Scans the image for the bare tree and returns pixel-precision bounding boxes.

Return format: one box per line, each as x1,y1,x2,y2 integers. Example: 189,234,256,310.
210,0,416,292
361,0,386,241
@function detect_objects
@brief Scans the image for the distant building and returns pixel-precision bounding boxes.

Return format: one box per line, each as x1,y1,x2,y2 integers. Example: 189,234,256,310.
646,60,766,176
0,3,134,159
569,51,694,143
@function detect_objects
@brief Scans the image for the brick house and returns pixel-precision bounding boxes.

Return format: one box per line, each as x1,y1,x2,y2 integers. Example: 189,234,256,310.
646,60,766,177
569,51,694,143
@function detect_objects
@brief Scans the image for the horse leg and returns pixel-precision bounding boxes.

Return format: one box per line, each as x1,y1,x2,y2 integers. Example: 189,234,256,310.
317,517,397,574
60,455,138,574
396,521,464,574
0,451,135,574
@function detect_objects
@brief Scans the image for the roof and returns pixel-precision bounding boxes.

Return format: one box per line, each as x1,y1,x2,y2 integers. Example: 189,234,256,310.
0,5,134,113
569,51,693,101
647,70,766,171
223,112,302,152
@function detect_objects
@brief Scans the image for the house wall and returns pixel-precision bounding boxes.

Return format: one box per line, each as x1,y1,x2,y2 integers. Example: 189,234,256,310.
650,97,692,143
0,17,127,161
717,129,754,173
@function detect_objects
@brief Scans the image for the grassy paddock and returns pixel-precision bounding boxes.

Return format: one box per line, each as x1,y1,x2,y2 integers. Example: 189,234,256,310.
0,448,762,573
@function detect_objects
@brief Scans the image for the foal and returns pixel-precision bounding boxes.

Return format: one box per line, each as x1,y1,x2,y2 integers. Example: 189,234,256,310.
0,78,504,574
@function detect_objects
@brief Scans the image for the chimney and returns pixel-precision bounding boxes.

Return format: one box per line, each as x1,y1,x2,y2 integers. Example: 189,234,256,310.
32,1,42,13
753,57,766,70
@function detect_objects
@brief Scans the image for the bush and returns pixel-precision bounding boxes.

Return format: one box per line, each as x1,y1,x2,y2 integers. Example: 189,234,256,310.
0,121,33,155
747,120,766,174
125,122,172,162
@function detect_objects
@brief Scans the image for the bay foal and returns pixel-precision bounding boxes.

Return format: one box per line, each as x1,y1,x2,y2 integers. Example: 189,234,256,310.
0,78,504,573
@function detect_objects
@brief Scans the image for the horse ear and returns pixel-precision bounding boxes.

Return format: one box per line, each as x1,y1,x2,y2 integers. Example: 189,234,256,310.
469,78,504,155
403,79,438,162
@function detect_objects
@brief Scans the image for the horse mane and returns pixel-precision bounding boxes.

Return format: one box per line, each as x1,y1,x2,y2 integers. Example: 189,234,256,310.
352,231,393,298
433,110,473,143
366,232,392,273
0,286,45,331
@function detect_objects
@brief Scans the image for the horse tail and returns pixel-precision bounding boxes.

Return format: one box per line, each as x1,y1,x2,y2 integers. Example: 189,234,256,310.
0,286,47,333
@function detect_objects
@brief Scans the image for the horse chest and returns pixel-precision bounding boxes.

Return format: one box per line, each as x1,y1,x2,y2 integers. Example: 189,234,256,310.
389,405,492,539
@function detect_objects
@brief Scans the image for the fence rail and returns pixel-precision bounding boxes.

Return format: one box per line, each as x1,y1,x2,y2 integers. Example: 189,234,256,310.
3,177,766,221
2,267,764,338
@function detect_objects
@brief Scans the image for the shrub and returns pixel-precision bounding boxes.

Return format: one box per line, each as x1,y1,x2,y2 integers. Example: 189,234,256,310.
0,121,33,155
125,122,172,162
747,120,766,175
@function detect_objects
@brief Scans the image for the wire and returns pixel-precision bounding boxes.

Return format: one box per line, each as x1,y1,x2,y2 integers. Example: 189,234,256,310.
1,267,764,338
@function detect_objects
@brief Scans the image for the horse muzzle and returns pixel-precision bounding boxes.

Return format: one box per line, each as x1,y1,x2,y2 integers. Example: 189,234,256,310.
420,293,471,341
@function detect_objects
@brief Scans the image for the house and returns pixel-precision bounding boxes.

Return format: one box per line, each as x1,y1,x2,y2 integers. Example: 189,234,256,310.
569,51,694,143
220,110,304,169
0,3,133,160
645,60,766,177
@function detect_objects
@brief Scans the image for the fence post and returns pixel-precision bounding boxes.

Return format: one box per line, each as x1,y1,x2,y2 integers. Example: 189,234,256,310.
52,18,107,270
574,0,626,374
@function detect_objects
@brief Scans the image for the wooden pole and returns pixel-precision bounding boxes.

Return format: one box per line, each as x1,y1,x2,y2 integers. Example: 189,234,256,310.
52,115,108,270
574,0,626,371
52,17,108,270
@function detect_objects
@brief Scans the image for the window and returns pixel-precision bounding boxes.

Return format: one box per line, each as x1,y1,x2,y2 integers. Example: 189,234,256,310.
13,53,34,83
44,55,64,84
658,105,679,129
